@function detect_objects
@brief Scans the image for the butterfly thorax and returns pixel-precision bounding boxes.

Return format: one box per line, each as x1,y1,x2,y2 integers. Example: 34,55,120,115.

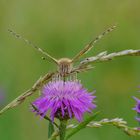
57,58,73,76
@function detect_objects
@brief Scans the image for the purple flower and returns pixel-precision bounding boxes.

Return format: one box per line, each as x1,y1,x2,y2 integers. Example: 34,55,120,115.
32,80,96,122
133,97,140,113
133,97,140,122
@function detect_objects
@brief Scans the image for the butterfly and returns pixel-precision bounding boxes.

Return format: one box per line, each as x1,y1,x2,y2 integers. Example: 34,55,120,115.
0,25,140,115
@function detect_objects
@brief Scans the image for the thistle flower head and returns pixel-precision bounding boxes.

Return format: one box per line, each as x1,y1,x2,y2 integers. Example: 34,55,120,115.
32,80,96,122
133,97,140,114
133,96,140,122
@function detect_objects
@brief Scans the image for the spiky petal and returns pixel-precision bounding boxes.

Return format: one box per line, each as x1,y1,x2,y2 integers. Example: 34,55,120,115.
133,96,140,122
32,80,96,122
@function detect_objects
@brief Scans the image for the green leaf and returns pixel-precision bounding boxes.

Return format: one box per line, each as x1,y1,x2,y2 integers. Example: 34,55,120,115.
66,111,100,140
48,122,55,139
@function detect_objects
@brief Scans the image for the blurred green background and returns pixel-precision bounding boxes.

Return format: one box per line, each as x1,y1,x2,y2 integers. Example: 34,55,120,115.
0,0,140,140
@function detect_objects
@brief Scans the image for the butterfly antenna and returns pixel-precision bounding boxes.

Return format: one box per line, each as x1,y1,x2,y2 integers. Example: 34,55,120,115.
72,25,116,62
8,29,58,64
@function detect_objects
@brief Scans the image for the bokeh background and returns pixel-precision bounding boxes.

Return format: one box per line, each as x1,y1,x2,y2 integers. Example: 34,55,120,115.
0,0,140,140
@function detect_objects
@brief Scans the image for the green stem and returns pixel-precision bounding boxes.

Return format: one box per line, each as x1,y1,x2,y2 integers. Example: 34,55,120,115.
48,122,55,139
59,120,67,140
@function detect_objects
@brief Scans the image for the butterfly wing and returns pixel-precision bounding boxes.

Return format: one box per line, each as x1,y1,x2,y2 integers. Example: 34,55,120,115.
0,72,55,115
80,49,140,66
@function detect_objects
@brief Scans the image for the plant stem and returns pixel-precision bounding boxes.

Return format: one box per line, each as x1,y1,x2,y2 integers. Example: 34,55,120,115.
59,120,67,140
